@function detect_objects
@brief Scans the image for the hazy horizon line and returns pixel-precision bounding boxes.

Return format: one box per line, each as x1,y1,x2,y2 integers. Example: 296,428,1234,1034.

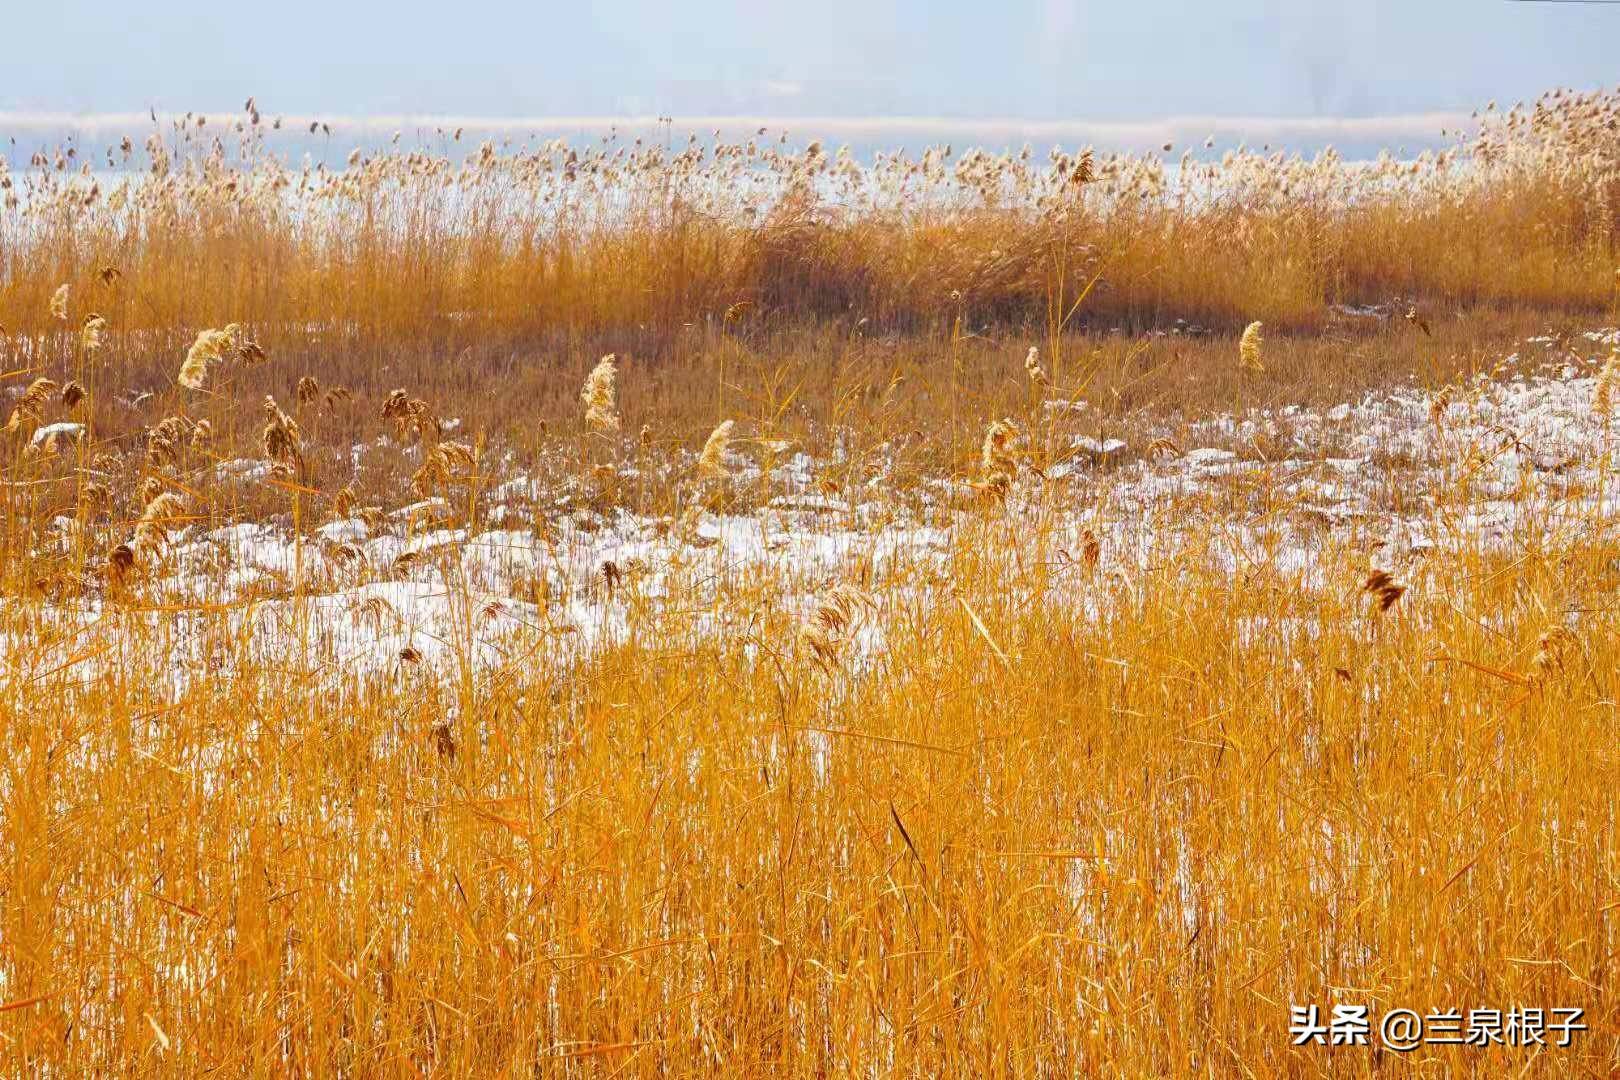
1,108,1476,152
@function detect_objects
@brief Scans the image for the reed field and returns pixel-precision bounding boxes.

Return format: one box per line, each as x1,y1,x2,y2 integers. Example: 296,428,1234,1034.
1,86,1620,1075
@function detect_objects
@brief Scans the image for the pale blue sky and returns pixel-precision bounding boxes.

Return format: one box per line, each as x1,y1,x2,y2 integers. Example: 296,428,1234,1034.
4,1,1617,122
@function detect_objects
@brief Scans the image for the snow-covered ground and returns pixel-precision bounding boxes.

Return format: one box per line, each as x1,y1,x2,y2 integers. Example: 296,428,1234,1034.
7,329,1618,688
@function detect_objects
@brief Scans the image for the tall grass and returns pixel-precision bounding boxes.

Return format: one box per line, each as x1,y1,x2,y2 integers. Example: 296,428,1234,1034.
2,501,1617,1073
2,87,1617,352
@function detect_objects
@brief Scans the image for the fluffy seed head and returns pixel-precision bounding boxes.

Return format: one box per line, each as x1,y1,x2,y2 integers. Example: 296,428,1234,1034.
1238,321,1265,373
179,327,237,389
1362,569,1405,614
114,490,190,577
80,313,107,353
382,389,410,421
981,418,1018,479
7,378,60,434
698,419,734,475
412,441,477,495
798,582,874,669
581,354,620,432
261,395,303,466
1024,345,1048,386
147,416,187,467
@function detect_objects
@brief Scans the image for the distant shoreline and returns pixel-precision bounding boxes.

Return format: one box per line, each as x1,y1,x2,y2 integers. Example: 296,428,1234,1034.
1,108,1474,166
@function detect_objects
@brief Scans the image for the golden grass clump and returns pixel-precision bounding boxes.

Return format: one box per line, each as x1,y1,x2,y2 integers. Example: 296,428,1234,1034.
0,86,1618,343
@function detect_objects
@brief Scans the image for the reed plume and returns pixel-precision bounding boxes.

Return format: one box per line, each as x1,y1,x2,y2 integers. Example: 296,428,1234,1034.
382,388,439,442
1024,345,1048,386
178,326,239,390
981,418,1018,479
111,491,189,578
412,441,477,496
261,395,303,469
80,313,107,354
6,378,60,434
799,581,874,669
1238,321,1265,373
698,419,734,475
147,417,187,467
581,354,621,432
1362,570,1405,613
